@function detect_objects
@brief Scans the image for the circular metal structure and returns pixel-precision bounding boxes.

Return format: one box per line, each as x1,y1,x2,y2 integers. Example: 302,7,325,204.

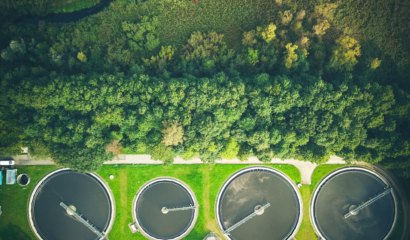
28,168,115,240
132,177,199,240
215,166,303,240
310,167,397,240
66,205,77,215
17,173,30,186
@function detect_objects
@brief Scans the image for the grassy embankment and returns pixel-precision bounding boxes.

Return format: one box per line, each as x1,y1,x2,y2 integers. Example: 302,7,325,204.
0,165,58,240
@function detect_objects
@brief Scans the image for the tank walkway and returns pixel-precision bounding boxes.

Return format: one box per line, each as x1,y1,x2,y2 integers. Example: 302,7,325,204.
60,202,105,239
344,188,393,218
223,203,271,235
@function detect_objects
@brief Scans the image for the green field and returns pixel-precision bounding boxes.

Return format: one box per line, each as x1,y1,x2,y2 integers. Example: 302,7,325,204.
98,164,301,239
0,164,405,240
0,164,300,240
0,166,58,240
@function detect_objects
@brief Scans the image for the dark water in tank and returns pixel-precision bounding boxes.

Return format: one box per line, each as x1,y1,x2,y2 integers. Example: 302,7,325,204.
32,171,111,240
136,181,194,239
218,171,300,240
20,174,29,185
313,170,395,240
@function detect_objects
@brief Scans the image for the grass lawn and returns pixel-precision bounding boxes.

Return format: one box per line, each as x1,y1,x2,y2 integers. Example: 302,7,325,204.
0,165,58,240
97,164,301,239
295,164,349,240
1,163,403,240
0,164,300,240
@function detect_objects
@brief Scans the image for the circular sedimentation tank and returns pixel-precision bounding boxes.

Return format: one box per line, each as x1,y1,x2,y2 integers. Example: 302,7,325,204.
215,166,302,240
28,168,115,240
132,177,198,240
310,167,397,240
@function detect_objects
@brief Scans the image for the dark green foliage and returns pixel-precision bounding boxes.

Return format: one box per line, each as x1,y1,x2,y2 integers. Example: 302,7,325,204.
0,107,23,156
0,0,409,176
52,143,112,172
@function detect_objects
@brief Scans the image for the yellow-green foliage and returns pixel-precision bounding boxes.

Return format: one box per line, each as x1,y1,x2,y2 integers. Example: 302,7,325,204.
371,58,382,69
296,10,306,20
257,23,277,43
329,35,361,71
161,120,185,146
77,52,87,62
246,47,259,65
142,45,176,66
242,30,257,46
313,19,330,36
283,43,298,68
314,3,338,21
183,31,225,61
220,138,240,160
208,142,217,152
242,23,277,45
179,147,199,160
299,36,309,48
291,21,302,33
281,10,293,25
159,45,175,60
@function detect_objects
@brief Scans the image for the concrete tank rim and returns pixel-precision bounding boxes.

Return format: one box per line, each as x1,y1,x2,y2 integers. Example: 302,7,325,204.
131,177,199,240
309,166,398,240
17,173,31,186
27,168,116,240
214,165,303,240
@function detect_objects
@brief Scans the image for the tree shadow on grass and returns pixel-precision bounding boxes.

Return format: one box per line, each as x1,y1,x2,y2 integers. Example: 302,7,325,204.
0,224,33,240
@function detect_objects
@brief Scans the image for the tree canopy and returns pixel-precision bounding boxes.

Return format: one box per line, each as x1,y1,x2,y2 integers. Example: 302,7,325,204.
1,0,409,177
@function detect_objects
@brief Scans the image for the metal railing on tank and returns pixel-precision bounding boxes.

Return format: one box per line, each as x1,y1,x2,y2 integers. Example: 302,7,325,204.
343,187,393,219
223,203,271,235
60,202,105,239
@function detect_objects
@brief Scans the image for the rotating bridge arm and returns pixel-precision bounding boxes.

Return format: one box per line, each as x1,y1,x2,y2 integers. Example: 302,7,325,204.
344,188,393,219
223,203,270,235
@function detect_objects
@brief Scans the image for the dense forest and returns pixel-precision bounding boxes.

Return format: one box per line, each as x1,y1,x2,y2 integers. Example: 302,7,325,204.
0,0,409,177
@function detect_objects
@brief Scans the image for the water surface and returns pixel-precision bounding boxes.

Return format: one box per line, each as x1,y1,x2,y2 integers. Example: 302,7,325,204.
313,170,395,240
32,170,111,240
218,171,300,240
136,181,194,239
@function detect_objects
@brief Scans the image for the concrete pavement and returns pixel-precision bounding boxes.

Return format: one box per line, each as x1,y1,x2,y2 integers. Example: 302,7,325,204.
13,154,346,185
